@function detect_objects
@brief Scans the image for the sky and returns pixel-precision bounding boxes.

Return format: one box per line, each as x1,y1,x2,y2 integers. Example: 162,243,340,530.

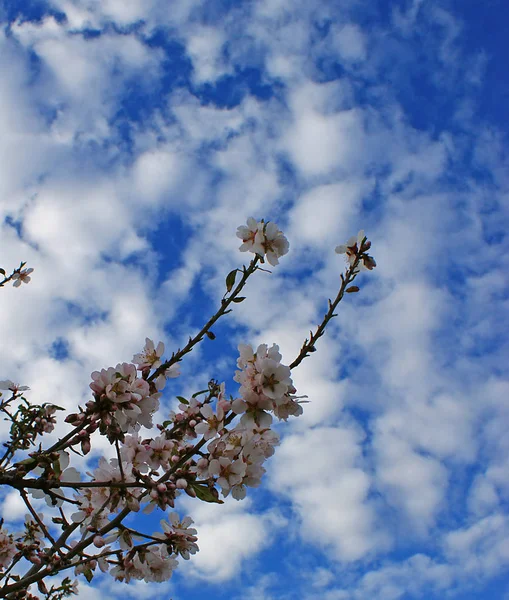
0,0,508,599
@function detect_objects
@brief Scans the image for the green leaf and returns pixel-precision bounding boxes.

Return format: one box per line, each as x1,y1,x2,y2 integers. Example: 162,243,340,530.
225,269,237,293
0,268,5,275
192,389,209,397
176,396,188,405
232,297,246,303
190,481,223,504
83,568,94,583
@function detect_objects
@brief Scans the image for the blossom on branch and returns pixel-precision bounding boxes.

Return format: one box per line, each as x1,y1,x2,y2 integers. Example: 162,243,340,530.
0,380,30,394
335,230,376,272
133,338,165,371
11,267,34,287
0,217,376,595
0,528,16,570
237,217,289,266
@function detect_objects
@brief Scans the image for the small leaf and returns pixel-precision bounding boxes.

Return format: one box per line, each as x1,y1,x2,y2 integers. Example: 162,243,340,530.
225,269,237,293
189,482,223,504
192,389,209,397
0,268,5,275
83,568,94,583
176,396,188,405
206,331,216,340
346,286,360,293
232,297,246,303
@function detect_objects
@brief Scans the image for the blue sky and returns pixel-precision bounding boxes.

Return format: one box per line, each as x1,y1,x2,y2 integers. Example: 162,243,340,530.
0,0,508,598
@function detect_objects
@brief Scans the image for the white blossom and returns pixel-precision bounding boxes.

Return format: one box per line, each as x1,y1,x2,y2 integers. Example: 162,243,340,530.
237,218,289,265
11,267,34,287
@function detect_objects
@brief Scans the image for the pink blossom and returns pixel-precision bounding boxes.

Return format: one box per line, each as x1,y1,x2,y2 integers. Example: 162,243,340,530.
0,528,16,569
12,267,34,287
237,218,289,265
133,338,165,371
195,404,225,440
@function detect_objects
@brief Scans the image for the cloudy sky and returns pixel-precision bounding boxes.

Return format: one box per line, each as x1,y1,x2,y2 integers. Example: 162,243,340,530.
1,0,508,598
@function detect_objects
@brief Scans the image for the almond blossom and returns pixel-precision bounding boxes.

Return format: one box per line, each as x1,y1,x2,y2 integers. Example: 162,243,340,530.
133,338,165,371
0,528,16,569
236,217,265,256
335,230,376,271
208,456,247,496
89,362,161,433
133,546,178,583
11,267,34,287
194,403,225,440
153,514,199,560
0,380,30,394
237,218,289,266
155,363,180,391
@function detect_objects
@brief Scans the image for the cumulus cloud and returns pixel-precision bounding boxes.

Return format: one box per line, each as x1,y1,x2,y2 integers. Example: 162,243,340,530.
269,427,388,561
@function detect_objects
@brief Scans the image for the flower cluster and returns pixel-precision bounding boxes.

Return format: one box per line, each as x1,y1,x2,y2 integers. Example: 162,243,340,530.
111,545,179,583
0,528,16,569
187,344,303,500
71,457,141,534
233,343,303,426
153,513,199,560
88,363,161,435
237,217,289,266
335,230,376,271
66,340,180,444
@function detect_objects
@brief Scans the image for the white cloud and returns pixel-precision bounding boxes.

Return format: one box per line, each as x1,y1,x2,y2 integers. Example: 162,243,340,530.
284,107,365,178
269,427,388,561
186,26,228,85
330,24,367,63
444,514,509,577
288,181,371,249
181,498,284,582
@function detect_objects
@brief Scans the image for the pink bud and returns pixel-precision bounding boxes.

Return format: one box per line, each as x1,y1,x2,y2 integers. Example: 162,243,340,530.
176,478,188,489
93,536,105,548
